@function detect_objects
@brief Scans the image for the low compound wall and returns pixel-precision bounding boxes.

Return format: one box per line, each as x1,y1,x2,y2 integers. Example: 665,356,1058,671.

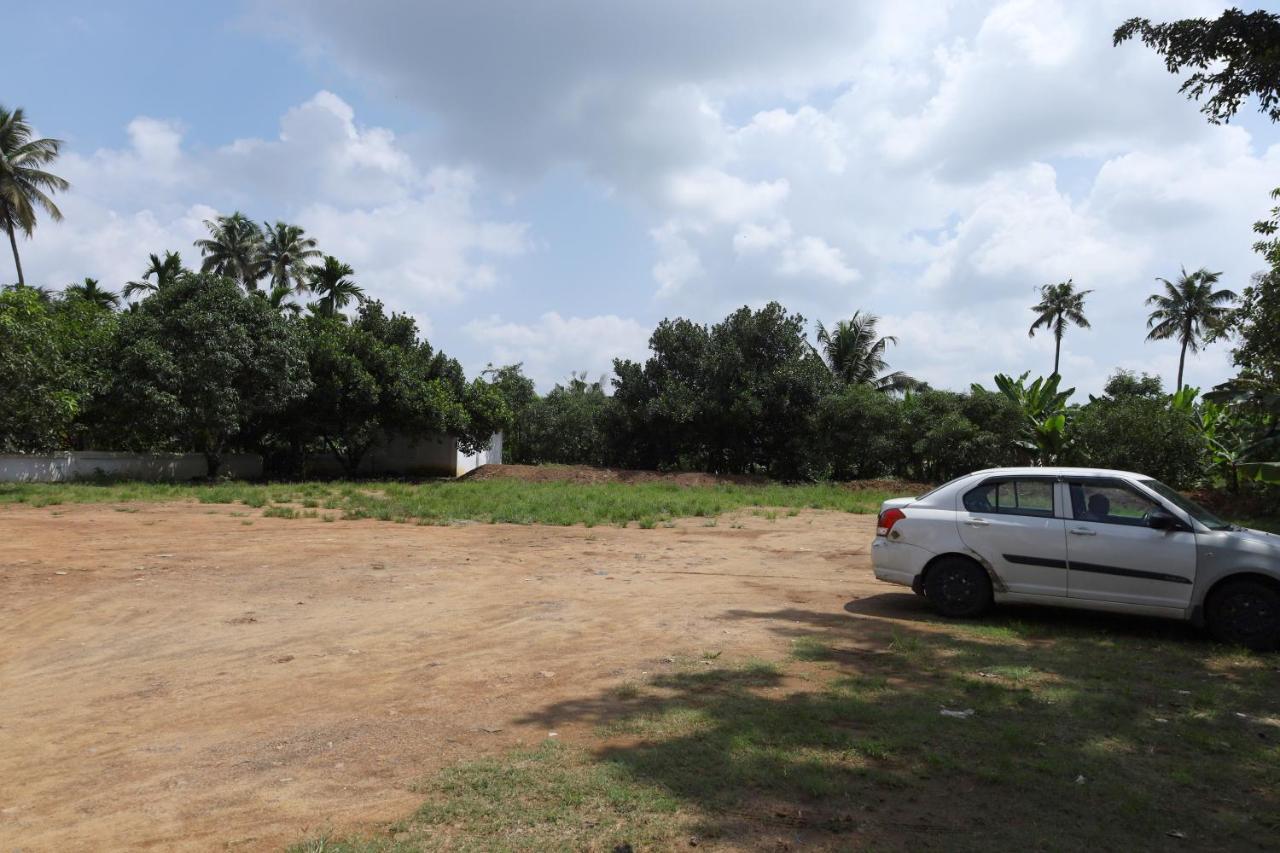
0,452,263,483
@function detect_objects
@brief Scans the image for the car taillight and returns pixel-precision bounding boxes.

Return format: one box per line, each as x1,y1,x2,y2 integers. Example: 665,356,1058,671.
877,508,906,537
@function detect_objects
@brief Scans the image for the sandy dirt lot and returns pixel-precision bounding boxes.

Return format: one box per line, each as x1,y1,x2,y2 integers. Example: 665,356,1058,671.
0,503,889,851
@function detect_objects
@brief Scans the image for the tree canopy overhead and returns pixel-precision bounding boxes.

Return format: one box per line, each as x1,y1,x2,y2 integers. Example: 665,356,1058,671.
1115,8,1280,124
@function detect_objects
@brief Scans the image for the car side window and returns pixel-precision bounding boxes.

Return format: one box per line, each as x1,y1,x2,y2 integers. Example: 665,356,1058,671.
963,479,1055,518
1067,481,1161,527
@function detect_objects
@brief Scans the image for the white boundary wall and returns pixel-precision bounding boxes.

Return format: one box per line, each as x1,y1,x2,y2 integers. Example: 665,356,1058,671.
0,433,501,483
305,432,504,478
0,452,262,483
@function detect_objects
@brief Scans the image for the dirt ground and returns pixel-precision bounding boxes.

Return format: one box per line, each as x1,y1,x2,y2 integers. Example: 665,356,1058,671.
0,502,893,851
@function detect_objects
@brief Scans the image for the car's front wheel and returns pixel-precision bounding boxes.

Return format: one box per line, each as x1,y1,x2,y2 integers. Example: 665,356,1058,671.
923,556,992,618
1206,579,1280,651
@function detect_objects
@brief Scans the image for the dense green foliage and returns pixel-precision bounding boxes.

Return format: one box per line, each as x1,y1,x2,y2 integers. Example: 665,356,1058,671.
1115,8,1280,124
0,287,114,452
91,274,311,476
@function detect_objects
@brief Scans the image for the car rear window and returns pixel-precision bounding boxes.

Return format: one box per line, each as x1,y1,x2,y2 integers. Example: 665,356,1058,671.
963,479,1055,517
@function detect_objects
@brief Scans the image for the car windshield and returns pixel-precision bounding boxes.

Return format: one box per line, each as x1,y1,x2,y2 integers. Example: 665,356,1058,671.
1138,479,1232,531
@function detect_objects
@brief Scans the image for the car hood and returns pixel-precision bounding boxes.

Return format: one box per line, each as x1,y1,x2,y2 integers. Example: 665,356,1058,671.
1212,527,1280,564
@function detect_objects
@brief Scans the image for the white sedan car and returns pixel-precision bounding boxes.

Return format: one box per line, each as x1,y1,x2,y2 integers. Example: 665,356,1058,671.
871,467,1280,650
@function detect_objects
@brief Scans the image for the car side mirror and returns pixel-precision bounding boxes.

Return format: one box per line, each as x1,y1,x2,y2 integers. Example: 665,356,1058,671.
1147,510,1181,531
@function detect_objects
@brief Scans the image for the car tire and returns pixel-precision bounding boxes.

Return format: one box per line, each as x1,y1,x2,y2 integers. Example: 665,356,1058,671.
1206,579,1280,652
923,556,992,619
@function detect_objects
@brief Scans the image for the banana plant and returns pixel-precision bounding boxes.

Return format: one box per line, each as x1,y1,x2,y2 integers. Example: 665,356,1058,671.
1198,382,1280,489
973,372,1075,464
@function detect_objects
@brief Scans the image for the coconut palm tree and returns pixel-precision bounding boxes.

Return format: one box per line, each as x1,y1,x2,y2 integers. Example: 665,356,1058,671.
815,312,916,391
1146,266,1237,392
308,255,364,317
1028,279,1092,377
123,251,184,300
65,277,119,310
194,212,264,289
261,222,321,293
0,105,70,287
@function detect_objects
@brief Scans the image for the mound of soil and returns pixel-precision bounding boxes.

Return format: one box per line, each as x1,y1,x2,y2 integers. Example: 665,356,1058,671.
462,464,932,494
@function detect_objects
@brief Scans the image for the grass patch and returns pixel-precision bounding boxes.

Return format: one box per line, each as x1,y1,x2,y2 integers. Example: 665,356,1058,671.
303,612,1280,851
0,479,893,526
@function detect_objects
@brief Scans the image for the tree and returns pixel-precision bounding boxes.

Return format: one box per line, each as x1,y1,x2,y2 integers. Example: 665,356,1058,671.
291,301,502,476
1069,372,1204,488
64,277,119,311
521,373,610,465
95,274,311,477
1145,266,1236,391
1028,279,1091,376
308,255,364,317
262,222,321,293
123,251,185,300
1114,9,1280,124
194,212,264,290
815,312,915,391
0,287,116,452
482,363,538,463
0,105,69,287
261,282,302,316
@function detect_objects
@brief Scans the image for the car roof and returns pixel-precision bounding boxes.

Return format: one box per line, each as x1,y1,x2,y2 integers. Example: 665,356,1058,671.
963,466,1149,480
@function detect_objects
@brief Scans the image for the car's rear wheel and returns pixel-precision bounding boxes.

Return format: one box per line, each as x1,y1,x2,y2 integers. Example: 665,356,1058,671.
923,556,992,618
1206,579,1280,651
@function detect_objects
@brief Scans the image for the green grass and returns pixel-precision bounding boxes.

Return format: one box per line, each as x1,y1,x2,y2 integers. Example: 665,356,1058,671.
0,479,894,526
295,613,1280,851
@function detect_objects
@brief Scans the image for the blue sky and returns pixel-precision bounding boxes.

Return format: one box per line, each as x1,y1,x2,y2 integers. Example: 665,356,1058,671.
6,1,1279,394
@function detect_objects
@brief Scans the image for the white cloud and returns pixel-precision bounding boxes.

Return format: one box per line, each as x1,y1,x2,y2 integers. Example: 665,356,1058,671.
777,235,859,284
462,312,651,388
18,0,1278,397
18,92,529,329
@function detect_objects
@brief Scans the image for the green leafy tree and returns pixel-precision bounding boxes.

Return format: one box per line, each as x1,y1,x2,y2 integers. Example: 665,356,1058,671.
1114,9,1280,124
0,288,115,451
816,383,909,480
64,277,119,311
522,373,610,466
262,222,321,293
611,303,833,479
291,301,501,475
1145,266,1236,391
194,212,265,290
1028,279,1091,377
607,317,711,471
0,105,69,287
123,251,185,300
482,363,538,463
95,273,311,477
814,312,915,391
1069,372,1204,488
308,255,364,317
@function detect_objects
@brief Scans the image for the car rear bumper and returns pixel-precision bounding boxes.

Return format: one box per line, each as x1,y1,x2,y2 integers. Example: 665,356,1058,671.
871,538,932,588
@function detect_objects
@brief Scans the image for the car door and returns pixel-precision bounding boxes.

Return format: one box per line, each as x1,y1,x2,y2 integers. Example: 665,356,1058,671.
956,476,1067,597
1063,478,1197,609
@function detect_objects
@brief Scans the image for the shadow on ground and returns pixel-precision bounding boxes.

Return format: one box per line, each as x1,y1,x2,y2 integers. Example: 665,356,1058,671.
511,599,1280,851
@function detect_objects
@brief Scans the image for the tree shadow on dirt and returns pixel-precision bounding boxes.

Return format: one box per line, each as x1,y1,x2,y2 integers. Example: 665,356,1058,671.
518,601,1280,851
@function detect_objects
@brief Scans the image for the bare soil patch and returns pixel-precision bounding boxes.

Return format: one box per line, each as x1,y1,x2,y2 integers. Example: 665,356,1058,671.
0,502,883,851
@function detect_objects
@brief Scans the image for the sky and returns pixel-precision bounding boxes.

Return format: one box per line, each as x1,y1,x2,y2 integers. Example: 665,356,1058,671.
5,0,1279,396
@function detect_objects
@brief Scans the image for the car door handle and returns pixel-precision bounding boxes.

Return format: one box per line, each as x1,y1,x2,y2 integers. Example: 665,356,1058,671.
1069,528,1096,536
964,518,990,527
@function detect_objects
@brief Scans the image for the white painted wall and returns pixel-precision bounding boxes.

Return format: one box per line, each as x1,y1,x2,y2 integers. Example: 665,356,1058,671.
457,432,503,476
305,432,503,478
0,452,262,483
0,432,502,483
